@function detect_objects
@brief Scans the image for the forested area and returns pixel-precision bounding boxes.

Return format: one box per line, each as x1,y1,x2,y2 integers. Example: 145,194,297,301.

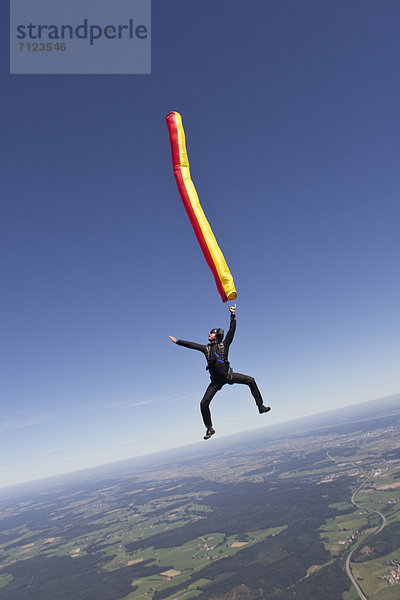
353,521,400,563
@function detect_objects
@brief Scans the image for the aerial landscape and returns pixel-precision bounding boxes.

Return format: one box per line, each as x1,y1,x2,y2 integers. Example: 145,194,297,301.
0,395,399,600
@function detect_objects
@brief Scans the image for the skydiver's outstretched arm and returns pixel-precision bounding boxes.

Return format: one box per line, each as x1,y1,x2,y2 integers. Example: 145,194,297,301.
224,305,236,347
169,336,207,355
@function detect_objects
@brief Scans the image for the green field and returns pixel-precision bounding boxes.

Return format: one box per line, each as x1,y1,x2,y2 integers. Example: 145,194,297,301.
351,549,400,600
109,526,288,600
0,574,13,589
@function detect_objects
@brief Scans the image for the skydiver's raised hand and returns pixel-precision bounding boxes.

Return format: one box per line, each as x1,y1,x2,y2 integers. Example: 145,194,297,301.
229,304,236,315
169,336,177,343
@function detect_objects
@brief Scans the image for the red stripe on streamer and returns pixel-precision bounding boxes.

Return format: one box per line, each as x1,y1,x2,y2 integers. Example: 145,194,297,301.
166,112,181,168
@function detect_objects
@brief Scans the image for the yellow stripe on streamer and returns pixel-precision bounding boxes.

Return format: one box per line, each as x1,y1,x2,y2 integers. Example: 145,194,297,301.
166,112,237,302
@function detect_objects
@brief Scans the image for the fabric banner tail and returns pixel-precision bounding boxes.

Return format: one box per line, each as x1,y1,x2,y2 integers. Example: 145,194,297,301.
166,111,237,302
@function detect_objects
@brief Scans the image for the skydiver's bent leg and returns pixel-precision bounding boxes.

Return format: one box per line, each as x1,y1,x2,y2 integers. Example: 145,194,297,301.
230,372,266,410
200,383,220,428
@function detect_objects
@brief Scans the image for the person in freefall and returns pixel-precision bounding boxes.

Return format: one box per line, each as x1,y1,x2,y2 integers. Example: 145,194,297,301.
169,305,270,439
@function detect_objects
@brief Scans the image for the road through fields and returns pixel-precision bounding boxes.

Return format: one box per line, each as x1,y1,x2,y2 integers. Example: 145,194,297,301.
345,471,387,600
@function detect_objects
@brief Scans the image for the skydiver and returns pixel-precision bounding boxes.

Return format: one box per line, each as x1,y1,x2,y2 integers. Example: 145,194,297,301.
169,305,270,440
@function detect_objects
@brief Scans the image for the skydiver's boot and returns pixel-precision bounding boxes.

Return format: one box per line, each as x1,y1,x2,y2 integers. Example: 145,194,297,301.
203,427,215,440
258,405,271,414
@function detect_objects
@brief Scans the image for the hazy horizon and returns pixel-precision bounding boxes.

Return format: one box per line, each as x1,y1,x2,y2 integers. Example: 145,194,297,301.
1,392,398,495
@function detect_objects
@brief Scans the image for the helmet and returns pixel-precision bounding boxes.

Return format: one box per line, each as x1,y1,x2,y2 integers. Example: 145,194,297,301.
210,328,224,342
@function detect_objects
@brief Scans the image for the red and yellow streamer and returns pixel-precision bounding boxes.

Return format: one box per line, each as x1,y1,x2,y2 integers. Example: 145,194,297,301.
166,111,237,302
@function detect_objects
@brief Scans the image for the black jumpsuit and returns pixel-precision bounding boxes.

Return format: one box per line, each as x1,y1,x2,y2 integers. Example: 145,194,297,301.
177,314,264,428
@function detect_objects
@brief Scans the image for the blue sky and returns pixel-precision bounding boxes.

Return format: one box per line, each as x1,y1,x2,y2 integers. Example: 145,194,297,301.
1,0,400,488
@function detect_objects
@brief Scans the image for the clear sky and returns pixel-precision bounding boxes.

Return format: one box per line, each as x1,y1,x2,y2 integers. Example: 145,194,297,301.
1,0,400,489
